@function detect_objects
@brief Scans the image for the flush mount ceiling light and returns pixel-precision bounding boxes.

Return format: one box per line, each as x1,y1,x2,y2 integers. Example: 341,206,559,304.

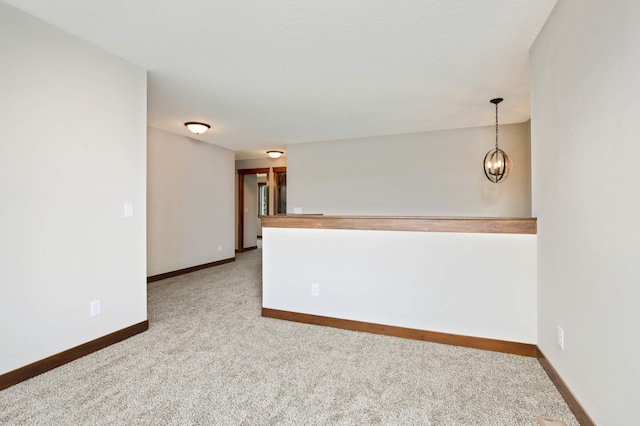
267,150,283,159
184,122,210,134
483,98,512,183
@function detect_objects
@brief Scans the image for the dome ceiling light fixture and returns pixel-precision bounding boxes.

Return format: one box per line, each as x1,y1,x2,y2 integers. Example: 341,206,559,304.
483,98,512,183
267,150,283,159
184,122,211,134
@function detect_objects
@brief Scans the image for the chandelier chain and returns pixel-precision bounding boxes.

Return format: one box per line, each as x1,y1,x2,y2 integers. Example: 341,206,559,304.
495,102,499,151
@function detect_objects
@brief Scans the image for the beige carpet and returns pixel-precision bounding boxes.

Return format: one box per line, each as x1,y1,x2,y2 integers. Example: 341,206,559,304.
0,249,577,425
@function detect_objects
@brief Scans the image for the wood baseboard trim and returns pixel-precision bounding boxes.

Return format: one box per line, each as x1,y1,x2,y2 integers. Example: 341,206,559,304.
147,257,235,283
262,308,537,357
536,348,595,426
235,247,257,254
0,320,148,391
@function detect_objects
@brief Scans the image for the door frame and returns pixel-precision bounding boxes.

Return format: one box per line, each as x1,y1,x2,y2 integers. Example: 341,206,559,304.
237,168,270,253
273,166,287,215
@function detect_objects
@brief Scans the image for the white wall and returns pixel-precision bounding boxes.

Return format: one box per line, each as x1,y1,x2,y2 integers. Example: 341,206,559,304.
0,3,147,374
235,157,287,170
531,0,640,424
147,127,235,276
287,123,531,217
243,174,258,248
263,228,537,344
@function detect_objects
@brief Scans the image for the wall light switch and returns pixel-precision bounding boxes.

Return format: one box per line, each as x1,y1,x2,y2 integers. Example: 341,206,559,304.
557,326,564,350
124,203,133,218
218,245,222,252
90,299,101,317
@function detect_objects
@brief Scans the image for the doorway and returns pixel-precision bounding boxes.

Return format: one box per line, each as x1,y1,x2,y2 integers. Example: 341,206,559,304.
258,180,268,238
273,167,287,214
237,168,268,253
237,167,286,252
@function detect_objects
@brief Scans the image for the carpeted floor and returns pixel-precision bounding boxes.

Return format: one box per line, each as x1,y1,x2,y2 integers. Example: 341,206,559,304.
0,249,577,425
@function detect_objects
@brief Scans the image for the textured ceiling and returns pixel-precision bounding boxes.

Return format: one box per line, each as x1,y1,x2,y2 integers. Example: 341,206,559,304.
4,0,557,159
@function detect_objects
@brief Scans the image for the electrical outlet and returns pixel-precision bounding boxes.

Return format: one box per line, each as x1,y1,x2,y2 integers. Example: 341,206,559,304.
557,326,564,350
218,245,222,252
311,283,319,296
90,299,101,317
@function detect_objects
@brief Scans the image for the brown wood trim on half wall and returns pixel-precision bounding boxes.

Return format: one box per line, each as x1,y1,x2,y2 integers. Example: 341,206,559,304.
537,349,596,426
262,308,537,357
147,257,235,283
261,215,536,235
0,320,148,391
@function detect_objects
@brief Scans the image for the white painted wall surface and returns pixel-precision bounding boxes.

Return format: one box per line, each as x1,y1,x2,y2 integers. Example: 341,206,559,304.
147,127,235,276
243,174,258,248
0,3,147,374
531,0,640,424
235,157,287,170
287,123,531,217
263,228,537,344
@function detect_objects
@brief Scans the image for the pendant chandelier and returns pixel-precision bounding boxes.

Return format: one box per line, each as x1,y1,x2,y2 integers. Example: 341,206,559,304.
483,98,512,183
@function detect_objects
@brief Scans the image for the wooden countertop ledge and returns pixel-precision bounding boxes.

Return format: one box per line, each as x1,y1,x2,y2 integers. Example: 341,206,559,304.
261,215,536,235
